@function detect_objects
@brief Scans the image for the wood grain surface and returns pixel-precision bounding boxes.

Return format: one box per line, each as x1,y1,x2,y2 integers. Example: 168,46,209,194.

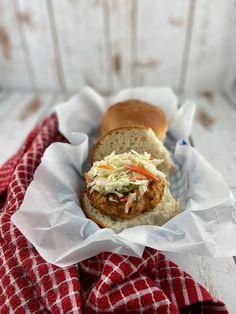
0,91,57,164
0,0,235,92
189,92,236,197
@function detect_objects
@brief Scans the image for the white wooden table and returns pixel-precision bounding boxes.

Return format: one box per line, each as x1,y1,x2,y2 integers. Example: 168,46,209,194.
0,89,236,313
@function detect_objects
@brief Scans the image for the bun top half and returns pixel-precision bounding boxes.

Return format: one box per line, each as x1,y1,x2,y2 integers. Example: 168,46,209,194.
101,99,168,141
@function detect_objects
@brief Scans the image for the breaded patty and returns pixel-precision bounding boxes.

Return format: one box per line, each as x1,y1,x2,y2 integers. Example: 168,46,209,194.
88,180,165,219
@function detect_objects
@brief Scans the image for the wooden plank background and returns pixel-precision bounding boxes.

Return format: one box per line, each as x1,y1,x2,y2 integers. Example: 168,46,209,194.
0,0,236,94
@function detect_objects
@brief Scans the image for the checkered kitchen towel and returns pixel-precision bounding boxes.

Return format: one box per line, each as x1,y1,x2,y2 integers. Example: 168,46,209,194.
0,113,229,313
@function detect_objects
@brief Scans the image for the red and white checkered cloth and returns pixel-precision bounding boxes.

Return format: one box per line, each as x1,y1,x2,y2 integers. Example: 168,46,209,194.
0,113,229,313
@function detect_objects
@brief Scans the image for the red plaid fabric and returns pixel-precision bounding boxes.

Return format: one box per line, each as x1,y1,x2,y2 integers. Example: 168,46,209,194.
0,113,229,313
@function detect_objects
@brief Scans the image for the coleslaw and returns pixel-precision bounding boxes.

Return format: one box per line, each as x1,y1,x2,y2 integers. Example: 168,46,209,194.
86,150,166,201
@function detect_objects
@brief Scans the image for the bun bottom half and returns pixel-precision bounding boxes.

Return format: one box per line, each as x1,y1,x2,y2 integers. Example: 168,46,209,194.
82,188,179,233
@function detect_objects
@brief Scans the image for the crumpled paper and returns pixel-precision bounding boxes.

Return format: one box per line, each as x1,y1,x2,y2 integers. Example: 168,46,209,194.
11,87,236,267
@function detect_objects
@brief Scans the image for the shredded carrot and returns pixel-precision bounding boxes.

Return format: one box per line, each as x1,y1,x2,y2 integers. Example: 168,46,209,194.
97,164,113,170
129,175,147,181
85,173,92,183
125,164,160,182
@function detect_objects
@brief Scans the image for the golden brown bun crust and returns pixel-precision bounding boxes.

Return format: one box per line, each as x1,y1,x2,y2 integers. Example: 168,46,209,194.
101,99,168,140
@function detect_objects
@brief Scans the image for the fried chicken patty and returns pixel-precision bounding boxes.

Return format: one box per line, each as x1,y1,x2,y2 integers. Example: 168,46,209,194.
88,180,165,219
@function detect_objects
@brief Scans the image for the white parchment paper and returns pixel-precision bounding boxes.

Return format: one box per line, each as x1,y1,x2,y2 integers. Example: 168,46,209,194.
11,87,236,267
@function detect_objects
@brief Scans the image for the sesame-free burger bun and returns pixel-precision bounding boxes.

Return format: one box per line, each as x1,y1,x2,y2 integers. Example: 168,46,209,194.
101,99,168,140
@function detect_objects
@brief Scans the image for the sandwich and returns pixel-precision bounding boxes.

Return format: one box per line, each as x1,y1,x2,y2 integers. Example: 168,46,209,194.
82,150,179,233
81,99,179,232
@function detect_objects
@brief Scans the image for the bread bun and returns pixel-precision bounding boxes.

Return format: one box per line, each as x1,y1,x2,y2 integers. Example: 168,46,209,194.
82,188,179,233
92,126,175,175
101,99,168,140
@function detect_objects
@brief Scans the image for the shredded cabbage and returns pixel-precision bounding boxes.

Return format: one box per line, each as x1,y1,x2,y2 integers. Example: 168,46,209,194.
87,150,166,199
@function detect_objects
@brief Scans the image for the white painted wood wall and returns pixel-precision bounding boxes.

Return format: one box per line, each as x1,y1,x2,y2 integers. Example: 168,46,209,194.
0,0,236,95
